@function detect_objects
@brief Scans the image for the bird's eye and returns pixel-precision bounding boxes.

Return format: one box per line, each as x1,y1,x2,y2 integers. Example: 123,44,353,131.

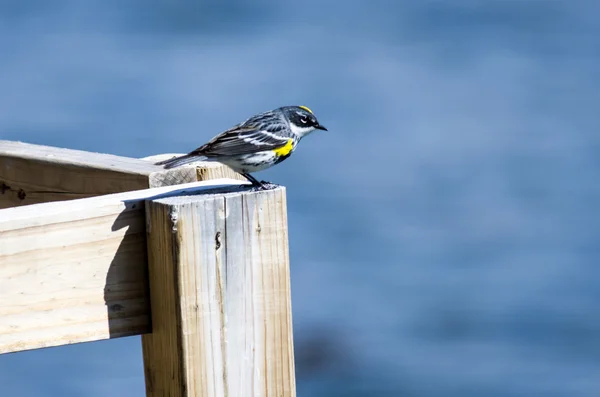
300,116,308,124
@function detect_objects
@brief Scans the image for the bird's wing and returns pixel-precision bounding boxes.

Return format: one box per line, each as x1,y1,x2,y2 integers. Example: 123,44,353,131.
191,121,291,157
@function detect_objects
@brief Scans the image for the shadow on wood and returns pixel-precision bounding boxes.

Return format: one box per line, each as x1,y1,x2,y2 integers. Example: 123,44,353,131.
0,179,245,354
103,203,152,339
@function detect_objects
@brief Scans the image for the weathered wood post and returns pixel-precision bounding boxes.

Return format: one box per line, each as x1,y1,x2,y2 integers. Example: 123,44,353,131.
142,186,295,396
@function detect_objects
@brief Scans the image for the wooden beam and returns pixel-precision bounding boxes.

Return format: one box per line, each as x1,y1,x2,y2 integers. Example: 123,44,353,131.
0,140,243,209
0,178,246,354
142,186,296,397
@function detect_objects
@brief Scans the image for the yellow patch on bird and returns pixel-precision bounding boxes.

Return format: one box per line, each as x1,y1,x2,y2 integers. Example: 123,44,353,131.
298,105,313,114
273,139,294,156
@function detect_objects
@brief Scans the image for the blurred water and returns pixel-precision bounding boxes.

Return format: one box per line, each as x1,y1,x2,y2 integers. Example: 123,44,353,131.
1,1,599,396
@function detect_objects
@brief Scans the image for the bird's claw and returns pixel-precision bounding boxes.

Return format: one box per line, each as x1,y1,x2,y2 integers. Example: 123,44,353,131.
247,181,277,191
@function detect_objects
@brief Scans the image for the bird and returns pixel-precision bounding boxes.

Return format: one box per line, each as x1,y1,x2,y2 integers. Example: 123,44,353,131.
155,105,327,188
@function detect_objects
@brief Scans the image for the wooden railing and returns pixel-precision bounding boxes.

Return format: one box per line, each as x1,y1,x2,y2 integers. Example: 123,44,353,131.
0,140,296,397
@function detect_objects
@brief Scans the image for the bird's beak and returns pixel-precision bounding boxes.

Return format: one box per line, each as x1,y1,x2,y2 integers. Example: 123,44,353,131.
315,124,328,131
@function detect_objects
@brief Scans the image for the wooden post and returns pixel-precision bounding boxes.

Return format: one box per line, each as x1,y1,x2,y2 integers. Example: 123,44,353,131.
142,186,296,397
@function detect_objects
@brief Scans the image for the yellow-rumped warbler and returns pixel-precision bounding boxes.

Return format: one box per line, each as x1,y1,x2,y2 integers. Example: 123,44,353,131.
155,105,327,187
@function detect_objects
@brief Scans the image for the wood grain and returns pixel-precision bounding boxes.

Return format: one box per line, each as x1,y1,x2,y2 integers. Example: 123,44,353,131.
0,178,244,354
0,141,243,209
142,186,296,397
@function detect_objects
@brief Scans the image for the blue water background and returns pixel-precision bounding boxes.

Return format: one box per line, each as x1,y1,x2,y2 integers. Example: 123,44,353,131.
1,1,599,396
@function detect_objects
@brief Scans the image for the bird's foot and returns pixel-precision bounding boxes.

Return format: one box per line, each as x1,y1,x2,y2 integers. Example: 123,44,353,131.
247,181,277,191
239,173,277,191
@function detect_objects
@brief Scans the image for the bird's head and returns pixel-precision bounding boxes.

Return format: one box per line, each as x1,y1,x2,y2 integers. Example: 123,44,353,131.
282,106,327,137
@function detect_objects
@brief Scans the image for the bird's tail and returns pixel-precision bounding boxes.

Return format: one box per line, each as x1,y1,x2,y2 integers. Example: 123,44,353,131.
154,153,208,169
